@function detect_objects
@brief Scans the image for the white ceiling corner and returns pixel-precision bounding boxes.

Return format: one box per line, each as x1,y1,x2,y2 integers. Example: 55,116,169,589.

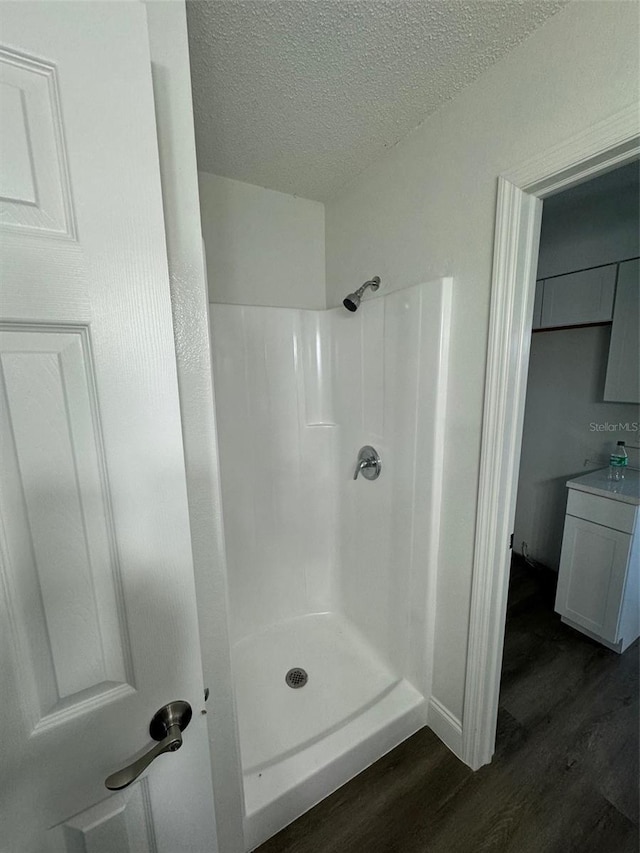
187,0,568,202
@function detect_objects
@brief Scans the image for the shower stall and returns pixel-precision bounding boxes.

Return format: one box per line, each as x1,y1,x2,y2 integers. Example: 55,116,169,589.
210,278,451,848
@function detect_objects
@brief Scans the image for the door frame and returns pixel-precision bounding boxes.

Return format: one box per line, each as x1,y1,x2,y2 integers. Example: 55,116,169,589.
144,3,245,851
462,103,640,770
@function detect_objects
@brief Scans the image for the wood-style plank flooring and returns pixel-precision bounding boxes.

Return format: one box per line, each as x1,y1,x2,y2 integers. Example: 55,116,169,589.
257,559,639,852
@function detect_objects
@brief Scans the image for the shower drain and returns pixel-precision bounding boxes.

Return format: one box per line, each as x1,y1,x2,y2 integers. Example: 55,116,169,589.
285,667,308,689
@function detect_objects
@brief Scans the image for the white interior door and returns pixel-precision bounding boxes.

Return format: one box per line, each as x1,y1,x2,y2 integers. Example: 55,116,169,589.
0,3,217,851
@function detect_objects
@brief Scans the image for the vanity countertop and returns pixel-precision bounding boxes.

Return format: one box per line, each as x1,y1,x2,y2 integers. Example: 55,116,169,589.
567,467,640,507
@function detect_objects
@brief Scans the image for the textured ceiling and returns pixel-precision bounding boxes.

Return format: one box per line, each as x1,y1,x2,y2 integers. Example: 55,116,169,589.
187,0,567,202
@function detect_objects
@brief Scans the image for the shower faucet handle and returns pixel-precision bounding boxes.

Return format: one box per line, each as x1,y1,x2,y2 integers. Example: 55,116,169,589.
354,458,370,479
353,446,381,481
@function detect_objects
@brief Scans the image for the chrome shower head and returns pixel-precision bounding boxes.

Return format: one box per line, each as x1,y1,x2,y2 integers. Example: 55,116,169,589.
343,293,360,312
342,276,381,312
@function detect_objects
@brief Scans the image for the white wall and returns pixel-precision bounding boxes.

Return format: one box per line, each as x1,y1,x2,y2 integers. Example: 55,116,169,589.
514,325,640,569
198,172,326,309
324,2,640,721
537,161,640,279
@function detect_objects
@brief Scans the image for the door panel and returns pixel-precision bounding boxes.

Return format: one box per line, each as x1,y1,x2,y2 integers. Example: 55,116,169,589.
1,327,131,724
0,45,75,237
47,784,156,853
555,515,629,642
539,264,616,328
0,3,216,851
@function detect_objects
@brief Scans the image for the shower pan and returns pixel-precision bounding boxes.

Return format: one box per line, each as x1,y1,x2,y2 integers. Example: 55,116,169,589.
210,278,451,850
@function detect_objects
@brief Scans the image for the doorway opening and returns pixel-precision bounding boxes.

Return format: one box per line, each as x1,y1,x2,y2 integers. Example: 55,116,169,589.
497,161,639,810
463,106,639,770
513,162,639,590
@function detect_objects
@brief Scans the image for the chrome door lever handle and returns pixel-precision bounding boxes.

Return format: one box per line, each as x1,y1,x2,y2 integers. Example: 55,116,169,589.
105,700,192,791
105,726,182,791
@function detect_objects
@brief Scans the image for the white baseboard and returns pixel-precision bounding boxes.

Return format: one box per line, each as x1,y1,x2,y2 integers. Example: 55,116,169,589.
427,696,464,762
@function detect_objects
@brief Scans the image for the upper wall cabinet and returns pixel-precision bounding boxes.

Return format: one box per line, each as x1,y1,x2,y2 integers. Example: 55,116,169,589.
532,279,545,329
533,264,617,330
604,258,640,404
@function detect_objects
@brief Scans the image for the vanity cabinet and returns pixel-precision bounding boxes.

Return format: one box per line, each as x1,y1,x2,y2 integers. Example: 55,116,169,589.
555,474,639,653
533,264,617,330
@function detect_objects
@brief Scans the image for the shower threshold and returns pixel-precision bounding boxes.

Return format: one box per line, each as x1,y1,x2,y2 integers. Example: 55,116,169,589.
232,612,425,850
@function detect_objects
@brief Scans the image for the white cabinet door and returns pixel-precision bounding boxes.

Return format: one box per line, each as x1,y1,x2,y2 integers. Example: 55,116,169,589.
0,4,216,852
604,258,640,403
540,264,616,328
555,516,630,643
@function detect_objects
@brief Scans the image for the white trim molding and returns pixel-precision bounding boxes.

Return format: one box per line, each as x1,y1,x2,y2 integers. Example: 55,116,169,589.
428,697,463,761
506,104,640,196
462,104,640,771
461,179,541,770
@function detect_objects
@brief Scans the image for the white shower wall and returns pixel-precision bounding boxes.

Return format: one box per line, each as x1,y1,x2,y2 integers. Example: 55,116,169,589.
332,281,450,685
210,278,451,692
210,306,338,641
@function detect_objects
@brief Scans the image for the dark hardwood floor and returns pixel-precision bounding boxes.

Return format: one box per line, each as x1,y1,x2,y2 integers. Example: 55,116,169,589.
256,559,639,852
